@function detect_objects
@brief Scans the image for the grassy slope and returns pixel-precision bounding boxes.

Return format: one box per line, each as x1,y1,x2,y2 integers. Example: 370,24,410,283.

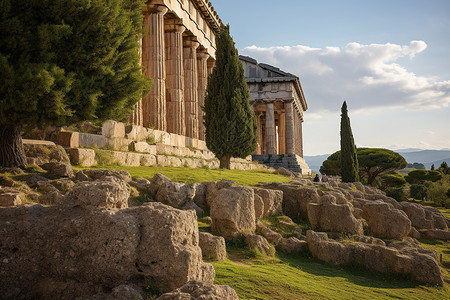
212,251,449,300
74,165,291,187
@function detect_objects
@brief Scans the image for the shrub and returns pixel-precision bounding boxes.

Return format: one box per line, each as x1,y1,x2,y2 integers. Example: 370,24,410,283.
405,169,442,184
379,173,406,189
410,184,427,200
427,178,450,207
386,187,406,202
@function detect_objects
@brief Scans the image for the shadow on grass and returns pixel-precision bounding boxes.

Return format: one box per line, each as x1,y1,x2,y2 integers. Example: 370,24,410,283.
273,252,423,290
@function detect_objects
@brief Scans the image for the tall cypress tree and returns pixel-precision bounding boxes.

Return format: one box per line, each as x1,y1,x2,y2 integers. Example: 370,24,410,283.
204,25,257,169
340,101,359,182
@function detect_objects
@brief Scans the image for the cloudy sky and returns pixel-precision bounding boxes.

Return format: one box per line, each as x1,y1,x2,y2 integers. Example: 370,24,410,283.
210,0,450,156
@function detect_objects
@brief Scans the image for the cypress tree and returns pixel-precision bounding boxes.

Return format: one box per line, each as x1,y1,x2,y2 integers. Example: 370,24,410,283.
204,25,257,169
340,101,359,182
0,0,151,168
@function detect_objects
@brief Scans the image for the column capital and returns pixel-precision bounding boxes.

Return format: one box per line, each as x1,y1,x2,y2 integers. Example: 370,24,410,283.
165,24,185,33
183,37,200,49
144,4,168,15
197,51,210,60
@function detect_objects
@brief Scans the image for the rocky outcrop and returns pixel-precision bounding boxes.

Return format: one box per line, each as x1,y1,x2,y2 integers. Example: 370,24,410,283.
306,230,443,285
0,188,24,206
156,181,197,208
199,232,227,261
253,188,283,218
278,237,307,254
41,162,74,178
210,186,255,240
23,140,70,166
158,281,239,300
362,201,411,240
307,194,363,235
423,229,450,241
245,234,274,256
82,169,132,183
0,195,214,299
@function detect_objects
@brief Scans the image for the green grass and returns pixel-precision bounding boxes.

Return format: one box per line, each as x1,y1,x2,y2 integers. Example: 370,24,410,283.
212,248,449,300
74,165,291,187
419,238,450,279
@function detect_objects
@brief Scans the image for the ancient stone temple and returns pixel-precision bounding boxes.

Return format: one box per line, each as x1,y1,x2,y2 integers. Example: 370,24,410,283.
131,0,221,142
240,56,311,174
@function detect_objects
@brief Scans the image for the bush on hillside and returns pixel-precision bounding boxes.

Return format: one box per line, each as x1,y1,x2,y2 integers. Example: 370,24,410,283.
426,176,450,208
405,169,442,184
385,187,407,202
410,184,427,200
378,173,406,189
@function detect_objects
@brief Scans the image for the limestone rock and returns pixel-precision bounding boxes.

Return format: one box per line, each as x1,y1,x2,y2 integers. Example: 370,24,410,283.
246,234,274,256
157,281,239,300
253,188,283,218
0,191,24,206
278,237,307,254
362,201,411,240
307,194,363,235
198,232,227,261
89,284,144,300
75,170,90,181
38,190,64,205
423,229,450,241
205,180,236,208
210,186,255,240
83,169,132,183
306,230,443,285
23,141,70,166
423,206,449,230
102,120,125,138
67,148,97,167
63,177,130,209
253,192,264,219
156,182,197,208
182,201,204,215
41,162,74,178
256,221,283,245
193,182,208,209
51,178,75,194
130,141,156,154
0,202,214,299
276,167,294,178
143,173,172,197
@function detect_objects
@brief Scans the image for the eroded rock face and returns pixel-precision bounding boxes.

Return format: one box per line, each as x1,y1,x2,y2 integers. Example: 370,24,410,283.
253,188,283,218
63,177,130,209
0,201,214,299
82,169,132,183
306,230,443,285
245,234,274,256
307,194,363,235
210,186,255,240
24,143,70,166
199,232,227,261
156,181,197,208
157,281,239,300
41,162,74,178
0,189,24,206
362,201,411,240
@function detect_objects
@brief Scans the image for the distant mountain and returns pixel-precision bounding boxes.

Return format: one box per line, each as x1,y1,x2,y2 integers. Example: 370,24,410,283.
397,150,450,167
423,158,450,170
304,154,330,173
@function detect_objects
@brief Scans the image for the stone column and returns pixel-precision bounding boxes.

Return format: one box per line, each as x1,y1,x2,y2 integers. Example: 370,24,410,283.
265,102,276,154
183,38,200,139
197,51,209,141
285,101,295,154
142,4,167,130
129,35,144,126
165,23,185,135
207,59,215,76
278,113,286,154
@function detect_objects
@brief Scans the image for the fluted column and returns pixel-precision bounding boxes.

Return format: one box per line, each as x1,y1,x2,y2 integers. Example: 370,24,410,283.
265,102,276,154
142,4,167,130
197,51,209,141
129,34,144,125
183,38,200,139
165,23,185,135
285,101,295,154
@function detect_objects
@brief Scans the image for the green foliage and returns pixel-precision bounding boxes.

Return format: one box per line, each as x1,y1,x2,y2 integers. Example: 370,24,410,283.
431,164,435,170
410,184,427,200
0,0,151,129
426,176,450,208
385,187,406,202
204,25,257,168
406,162,426,169
340,101,359,182
438,161,449,175
405,169,443,184
320,148,407,184
379,173,406,189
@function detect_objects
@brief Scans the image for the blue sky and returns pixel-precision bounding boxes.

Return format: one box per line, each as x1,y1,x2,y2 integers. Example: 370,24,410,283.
210,0,450,155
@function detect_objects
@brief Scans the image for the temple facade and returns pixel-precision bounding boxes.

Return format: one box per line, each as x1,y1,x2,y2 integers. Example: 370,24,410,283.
131,0,221,142
240,56,311,174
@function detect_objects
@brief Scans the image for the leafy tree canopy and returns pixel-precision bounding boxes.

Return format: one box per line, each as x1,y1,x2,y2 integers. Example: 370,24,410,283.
405,169,443,184
0,0,150,129
320,148,407,184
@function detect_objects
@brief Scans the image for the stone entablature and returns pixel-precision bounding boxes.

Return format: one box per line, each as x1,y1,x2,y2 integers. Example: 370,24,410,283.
240,56,307,158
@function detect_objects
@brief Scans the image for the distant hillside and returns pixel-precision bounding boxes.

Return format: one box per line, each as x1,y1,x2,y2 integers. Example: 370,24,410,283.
304,154,330,173
397,150,450,168
304,149,450,173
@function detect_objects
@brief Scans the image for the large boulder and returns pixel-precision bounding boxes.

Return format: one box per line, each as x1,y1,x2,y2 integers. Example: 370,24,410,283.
41,162,74,178
400,202,433,230
423,229,450,241
423,206,449,230
82,169,132,183
210,186,255,240
198,232,227,261
157,281,239,300
306,230,443,285
0,202,214,299
307,194,363,235
245,234,274,256
63,177,130,209
156,181,197,208
205,180,236,208
253,188,283,218
362,201,411,240
23,140,70,166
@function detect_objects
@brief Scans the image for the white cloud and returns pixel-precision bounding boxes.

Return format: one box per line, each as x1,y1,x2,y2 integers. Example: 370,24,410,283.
242,41,450,115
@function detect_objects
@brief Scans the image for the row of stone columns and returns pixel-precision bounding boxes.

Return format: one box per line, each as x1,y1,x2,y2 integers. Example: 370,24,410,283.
135,4,212,141
258,101,296,155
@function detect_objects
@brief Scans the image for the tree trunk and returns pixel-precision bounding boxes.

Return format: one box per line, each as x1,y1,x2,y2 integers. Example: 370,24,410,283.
0,124,27,169
219,153,231,169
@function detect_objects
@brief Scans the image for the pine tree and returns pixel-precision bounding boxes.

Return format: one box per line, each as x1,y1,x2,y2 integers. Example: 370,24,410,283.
0,0,151,168
431,164,435,170
340,101,359,182
204,25,257,169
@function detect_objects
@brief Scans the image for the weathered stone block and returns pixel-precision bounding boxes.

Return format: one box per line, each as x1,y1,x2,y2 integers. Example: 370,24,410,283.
156,155,171,167
102,120,125,138
79,133,108,148
0,192,24,206
130,141,156,154
125,125,148,141
140,154,157,166
108,138,132,151
57,131,79,148
67,148,97,167
199,232,227,261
